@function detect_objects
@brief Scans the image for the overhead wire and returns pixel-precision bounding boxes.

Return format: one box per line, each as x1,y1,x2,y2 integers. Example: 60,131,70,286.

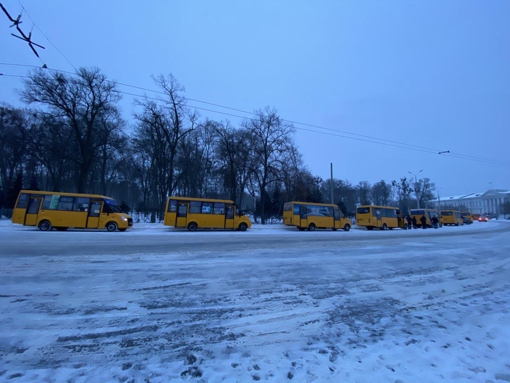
1,62,509,167
0,73,27,78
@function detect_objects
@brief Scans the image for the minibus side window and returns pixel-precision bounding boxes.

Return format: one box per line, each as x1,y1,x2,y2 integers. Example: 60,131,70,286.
16,193,30,208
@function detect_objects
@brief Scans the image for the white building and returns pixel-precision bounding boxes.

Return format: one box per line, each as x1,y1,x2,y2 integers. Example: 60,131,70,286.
430,189,510,215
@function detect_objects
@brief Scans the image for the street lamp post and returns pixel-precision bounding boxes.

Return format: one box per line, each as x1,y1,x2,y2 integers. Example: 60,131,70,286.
408,170,423,209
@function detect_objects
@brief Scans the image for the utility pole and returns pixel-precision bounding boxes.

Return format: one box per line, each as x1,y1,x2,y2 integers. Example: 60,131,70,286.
408,170,423,209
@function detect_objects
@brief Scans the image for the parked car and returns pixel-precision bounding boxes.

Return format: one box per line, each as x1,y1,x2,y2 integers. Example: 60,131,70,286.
462,216,472,225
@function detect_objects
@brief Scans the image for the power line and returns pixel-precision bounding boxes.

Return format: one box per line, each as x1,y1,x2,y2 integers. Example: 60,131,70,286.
1,62,509,167
0,62,37,69
0,73,27,78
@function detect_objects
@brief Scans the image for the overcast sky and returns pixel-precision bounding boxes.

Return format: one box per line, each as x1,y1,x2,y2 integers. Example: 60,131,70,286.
1,0,509,198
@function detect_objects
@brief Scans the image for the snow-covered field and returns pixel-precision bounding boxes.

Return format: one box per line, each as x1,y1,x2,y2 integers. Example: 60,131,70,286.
1,219,510,382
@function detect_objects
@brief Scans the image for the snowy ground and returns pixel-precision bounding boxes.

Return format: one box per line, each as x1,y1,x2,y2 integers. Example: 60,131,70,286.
1,219,510,382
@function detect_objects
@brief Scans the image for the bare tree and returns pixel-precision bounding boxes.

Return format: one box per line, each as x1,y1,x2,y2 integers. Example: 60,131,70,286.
280,145,314,202
21,68,122,192
211,120,252,206
132,102,169,220
133,74,196,220
371,180,392,206
333,179,357,215
94,109,128,195
28,112,75,191
130,137,157,218
392,177,413,214
357,181,372,206
0,105,31,199
243,107,295,224
175,122,217,197
417,178,436,208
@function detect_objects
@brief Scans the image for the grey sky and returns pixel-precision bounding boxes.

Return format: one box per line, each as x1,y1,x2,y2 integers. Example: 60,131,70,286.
1,0,509,197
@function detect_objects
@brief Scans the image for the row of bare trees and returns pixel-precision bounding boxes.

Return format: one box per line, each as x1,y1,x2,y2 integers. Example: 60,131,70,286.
1,67,437,221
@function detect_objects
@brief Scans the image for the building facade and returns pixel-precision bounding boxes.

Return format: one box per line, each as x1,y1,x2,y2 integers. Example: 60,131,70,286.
430,189,510,215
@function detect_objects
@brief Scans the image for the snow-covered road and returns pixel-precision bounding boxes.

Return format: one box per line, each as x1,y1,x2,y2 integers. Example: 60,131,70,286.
1,220,510,382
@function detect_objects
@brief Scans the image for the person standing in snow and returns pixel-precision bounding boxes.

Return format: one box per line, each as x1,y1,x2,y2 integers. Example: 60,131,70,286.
420,215,427,229
406,215,412,230
412,216,417,229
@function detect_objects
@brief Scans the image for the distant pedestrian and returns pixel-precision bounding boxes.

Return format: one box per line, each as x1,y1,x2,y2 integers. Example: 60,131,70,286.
412,216,417,229
431,216,439,229
420,215,427,229
406,215,412,230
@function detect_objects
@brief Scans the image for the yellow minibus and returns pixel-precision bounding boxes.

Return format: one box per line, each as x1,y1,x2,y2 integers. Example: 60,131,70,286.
12,190,132,231
440,210,463,226
356,205,405,230
164,196,251,231
283,201,352,231
409,209,441,228
460,211,473,224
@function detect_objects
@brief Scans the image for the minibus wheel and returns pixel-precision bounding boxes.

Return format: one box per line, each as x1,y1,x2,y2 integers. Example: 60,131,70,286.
382,223,388,230
308,223,316,231
238,223,248,231
106,222,118,232
38,220,52,231
344,224,351,231
187,222,198,231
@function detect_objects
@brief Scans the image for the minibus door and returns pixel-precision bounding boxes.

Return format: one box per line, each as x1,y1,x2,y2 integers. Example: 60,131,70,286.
225,206,235,229
299,205,308,228
333,208,341,229
176,203,188,228
87,201,103,228
375,209,382,227
24,197,42,226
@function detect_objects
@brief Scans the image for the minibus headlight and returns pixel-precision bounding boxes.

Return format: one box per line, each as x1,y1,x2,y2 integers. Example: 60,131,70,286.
121,216,128,221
